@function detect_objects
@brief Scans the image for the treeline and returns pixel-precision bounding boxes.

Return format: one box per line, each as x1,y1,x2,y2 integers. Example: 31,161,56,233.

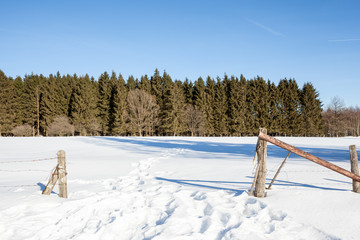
0,69,324,137
323,97,360,137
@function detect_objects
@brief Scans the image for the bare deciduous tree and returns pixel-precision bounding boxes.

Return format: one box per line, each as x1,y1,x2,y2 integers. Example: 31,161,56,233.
12,124,33,136
322,97,360,137
126,89,159,136
184,105,205,136
47,116,75,136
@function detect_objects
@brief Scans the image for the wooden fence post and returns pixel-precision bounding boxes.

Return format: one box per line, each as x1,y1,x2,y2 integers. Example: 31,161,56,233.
350,145,360,193
57,150,68,198
254,128,267,197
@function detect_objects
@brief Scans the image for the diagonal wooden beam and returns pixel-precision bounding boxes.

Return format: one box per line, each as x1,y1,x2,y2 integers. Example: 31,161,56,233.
258,132,360,182
42,166,58,195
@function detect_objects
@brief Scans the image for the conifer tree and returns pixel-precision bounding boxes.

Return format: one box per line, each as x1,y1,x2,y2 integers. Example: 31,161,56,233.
247,76,270,134
227,75,247,136
97,72,112,135
127,75,137,90
40,74,72,135
204,76,216,136
109,73,127,135
183,78,193,104
0,71,14,135
278,78,301,136
22,74,41,136
69,74,99,135
12,76,25,127
139,75,151,93
192,77,206,113
300,83,324,136
214,77,228,136
39,74,59,135
267,81,281,135
156,73,187,136
150,69,163,106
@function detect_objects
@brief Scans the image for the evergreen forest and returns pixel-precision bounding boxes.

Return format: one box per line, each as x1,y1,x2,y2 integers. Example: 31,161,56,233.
0,69,329,137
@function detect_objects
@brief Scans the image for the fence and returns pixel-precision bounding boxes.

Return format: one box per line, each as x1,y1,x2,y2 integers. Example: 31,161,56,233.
0,150,68,198
250,128,360,198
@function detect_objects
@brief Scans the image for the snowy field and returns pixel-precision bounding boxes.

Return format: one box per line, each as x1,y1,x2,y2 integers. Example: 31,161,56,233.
0,136,360,240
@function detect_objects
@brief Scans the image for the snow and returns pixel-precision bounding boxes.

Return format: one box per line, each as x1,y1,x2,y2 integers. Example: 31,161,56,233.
1,136,359,240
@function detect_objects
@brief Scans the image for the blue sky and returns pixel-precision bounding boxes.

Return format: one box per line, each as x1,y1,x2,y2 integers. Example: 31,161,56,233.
1,0,359,107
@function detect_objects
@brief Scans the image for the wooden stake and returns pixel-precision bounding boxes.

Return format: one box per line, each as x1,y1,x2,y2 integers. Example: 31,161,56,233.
267,151,291,190
258,132,360,182
57,150,68,198
249,161,260,196
42,167,58,195
350,145,360,193
254,128,267,198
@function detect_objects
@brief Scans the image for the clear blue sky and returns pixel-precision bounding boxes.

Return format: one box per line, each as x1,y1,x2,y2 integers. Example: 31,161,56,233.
1,0,359,107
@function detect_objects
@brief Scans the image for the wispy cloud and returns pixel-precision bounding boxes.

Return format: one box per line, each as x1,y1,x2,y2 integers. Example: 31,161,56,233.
246,18,285,37
328,39,360,42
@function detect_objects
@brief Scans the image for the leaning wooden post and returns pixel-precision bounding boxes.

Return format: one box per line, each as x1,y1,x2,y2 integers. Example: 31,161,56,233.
349,145,360,193
267,151,291,190
57,150,68,198
254,128,267,197
42,167,59,195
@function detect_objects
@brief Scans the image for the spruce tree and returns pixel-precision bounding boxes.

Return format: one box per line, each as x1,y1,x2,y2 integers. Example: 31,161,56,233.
150,69,163,106
127,75,137,91
156,73,187,136
12,76,25,127
204,76,216,136
214,77,228,136
0,71,14,135
192,77,206,113
247,76,270,135
267,81,281,135
109,74,127,135
300,83,324,136
278,78,301,136
40,74,72,135
183,78,193,105
227,75,247,136
22,74,42,136
97,72,112,135
69,74,99,135
139,75,151,93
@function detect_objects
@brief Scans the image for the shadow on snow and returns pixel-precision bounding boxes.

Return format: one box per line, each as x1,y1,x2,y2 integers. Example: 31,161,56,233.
84,136,355,163
155,176,351,194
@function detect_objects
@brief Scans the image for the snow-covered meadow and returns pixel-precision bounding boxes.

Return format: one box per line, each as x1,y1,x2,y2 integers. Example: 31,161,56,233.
0,136,359,240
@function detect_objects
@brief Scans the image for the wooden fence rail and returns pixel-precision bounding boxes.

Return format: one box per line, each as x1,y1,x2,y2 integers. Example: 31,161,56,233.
251,128,360,197
258,131,360,182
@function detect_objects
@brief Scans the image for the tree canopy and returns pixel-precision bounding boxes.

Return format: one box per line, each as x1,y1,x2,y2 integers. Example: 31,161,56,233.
0,69,327,137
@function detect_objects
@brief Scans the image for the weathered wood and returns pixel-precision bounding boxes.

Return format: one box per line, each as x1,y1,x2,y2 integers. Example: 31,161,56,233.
254,128,267,197
249,160,260,196
258,132,360,182
57,150,68,198
267,151,291,190
42,167,59,195
349,145,360,193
